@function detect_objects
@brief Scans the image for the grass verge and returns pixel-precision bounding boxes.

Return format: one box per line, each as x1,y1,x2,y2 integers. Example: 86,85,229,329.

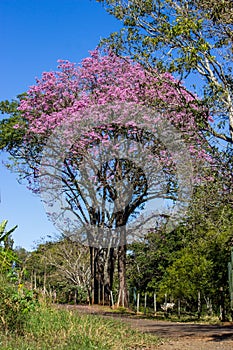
0,305,162,350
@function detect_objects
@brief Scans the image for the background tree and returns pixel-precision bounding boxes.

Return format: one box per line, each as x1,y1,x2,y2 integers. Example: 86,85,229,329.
127,219,185,294
127,175,233,315
41,239,91,303
97,0,233,145
159,248,213,314
17,239,91,304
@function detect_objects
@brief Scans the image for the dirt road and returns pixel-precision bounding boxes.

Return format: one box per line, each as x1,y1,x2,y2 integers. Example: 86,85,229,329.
62,305,233,349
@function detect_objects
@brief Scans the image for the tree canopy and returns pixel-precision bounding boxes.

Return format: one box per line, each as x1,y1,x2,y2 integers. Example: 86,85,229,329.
97,0,233,145
0,49,210,244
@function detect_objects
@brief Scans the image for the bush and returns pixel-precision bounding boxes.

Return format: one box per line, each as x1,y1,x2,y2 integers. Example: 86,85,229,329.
0,276,38,335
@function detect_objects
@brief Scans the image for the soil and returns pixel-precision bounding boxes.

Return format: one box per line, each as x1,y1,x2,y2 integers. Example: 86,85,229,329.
59,304,233,350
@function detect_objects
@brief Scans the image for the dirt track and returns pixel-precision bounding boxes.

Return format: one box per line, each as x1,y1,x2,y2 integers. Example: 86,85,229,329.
62,305,233,349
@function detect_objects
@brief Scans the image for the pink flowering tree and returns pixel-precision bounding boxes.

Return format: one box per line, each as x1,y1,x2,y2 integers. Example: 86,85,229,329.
1,50,211,306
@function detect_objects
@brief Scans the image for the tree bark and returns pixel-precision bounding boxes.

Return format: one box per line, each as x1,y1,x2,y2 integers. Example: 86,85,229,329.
90,246,116,304
90,247,98,304
108,248,115,291
117,228,128,308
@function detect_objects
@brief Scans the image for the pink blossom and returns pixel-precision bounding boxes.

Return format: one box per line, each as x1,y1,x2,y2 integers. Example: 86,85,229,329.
18,48,210,168
13,124,21,129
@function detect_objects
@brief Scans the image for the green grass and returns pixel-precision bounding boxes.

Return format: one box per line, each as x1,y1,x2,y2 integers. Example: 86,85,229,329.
0,306,161,350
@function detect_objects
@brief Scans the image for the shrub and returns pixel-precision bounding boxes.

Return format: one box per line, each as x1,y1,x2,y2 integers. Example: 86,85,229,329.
0,275,38,335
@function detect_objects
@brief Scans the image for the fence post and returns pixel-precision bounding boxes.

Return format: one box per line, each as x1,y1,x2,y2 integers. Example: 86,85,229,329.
144,293,147,314
98,280,101,305
102,285,105,306
110,290,114,308
178,299,181,319
197,290,201,318
154,293,157,315
117,289,121,308
137,293,140,314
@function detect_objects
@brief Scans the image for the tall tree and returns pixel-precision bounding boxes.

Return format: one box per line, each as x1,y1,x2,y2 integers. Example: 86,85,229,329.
0,50,210,306
97,0,233,144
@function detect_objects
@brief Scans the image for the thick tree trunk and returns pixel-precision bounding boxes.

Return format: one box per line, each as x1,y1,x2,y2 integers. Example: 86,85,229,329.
90,247,98,304
90,210,129,307
102,247,116,304
108,248,115,307
117,222,128,308
108,248,115,292
117,244,128,307
90,246,116,305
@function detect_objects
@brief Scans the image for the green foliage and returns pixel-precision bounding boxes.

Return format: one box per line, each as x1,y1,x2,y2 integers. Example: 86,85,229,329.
159,248,213,300
127,227,186,293
0,222,38,335
0,220,18,273
0,220,17,244
126,176,233,314
0,276,38,335
0,96,27,152
0,249,17,273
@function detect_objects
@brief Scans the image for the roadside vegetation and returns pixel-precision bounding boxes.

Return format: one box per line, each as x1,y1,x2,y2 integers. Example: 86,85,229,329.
0,302,161,350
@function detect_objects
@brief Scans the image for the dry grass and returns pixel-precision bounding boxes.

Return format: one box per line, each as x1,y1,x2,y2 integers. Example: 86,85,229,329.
0,305,162,349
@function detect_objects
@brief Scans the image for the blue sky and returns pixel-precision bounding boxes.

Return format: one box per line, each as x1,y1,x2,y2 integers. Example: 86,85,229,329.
0,0,121,250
